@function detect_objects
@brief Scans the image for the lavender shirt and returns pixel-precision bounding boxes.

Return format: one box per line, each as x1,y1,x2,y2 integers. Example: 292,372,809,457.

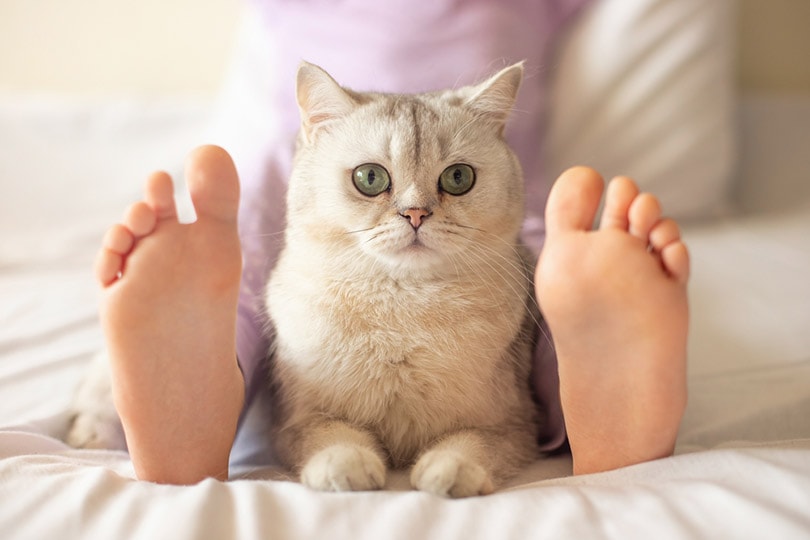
232,0,592,451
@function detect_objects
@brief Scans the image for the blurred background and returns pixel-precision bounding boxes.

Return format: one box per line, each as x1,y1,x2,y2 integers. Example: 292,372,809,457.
0,0,808,98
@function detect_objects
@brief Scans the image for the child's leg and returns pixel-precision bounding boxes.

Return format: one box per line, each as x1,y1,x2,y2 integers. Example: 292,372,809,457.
536,167,689,475
96,145,245,484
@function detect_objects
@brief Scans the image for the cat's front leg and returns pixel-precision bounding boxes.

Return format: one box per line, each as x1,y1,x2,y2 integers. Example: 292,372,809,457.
410,431,493,498
286,420,388,492
410,428,535,498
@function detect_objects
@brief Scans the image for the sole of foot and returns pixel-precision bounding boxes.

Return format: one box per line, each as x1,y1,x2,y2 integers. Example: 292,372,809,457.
536,166,689,475
96,145,245,484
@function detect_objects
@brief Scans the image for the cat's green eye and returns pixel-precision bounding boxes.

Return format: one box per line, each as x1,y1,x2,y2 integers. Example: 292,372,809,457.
439,164,475,196
353,163,391,197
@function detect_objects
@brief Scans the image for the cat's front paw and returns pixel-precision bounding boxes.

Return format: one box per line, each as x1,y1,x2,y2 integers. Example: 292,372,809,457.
301,444,386,492
411,450,494,498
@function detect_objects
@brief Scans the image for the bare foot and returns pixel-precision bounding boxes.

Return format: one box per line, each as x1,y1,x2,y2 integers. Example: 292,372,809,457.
96,145,244,483
535,167,689,475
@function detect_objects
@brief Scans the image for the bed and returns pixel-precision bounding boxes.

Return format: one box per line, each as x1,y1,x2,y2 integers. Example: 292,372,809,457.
2,0,810,538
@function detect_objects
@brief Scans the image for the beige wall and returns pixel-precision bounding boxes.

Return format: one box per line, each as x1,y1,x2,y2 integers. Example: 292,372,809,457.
0,0,809,97
0,0,240,97
738,0,810,95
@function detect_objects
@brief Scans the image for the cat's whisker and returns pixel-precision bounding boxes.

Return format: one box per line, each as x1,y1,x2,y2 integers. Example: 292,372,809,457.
444,248,463,281
345,226,377,235
449,251,519,345
243,230,286,239
466,252,550,352
443,225,530,282
362,229,389,247
464,241,544,324
456,223,526,252
452,227,547,316
464,239,531,281
454,257,551,362
450,232,548,348
461,242,533,305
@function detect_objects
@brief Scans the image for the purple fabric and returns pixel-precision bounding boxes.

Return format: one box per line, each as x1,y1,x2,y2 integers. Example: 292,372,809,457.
233,0,593,451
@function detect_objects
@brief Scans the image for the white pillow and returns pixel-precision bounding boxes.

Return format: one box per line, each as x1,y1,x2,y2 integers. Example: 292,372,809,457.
545,0,737,220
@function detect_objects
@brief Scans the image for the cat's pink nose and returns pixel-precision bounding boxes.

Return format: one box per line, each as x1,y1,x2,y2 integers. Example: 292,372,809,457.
399,208,432,229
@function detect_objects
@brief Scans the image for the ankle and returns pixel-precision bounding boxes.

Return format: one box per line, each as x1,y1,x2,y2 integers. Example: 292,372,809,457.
568,421,680,475
121,364,244,484
132,441,233,484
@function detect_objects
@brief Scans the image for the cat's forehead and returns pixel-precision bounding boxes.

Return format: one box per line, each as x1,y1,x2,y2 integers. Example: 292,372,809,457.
372,91,472,127
376,95,441,123
355,93,472,166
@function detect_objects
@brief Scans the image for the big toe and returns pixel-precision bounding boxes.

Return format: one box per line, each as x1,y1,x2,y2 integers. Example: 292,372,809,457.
185,145,240,223
545,167,604,236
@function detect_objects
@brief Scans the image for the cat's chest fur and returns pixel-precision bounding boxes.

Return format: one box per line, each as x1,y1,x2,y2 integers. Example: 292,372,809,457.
266,248,530,463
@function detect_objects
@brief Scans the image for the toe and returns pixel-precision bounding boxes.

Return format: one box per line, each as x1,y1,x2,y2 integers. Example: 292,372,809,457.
95,250,124,286
95,224,135,287
628,193,662,241
662,242,690,284
103,224,135,254
599,177,639,231
649,218,681,253
545,167,604,236
124,202,158,238
145,171,177,219
185,145,240,223
95,224,135,286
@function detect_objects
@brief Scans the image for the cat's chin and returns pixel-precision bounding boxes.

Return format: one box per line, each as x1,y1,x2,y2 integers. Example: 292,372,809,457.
373,244,449,276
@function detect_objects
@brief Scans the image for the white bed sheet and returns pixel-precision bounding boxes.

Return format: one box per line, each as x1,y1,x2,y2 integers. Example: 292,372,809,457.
1,95,809,539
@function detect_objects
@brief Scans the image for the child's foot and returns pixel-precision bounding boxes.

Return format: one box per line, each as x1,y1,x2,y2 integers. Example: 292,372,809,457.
536,167,689,475
96,145,245,484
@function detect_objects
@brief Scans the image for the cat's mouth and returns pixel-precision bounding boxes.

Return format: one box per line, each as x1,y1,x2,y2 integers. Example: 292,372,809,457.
406,227,439,251
363,225,448,271
409,235,426,248
398,235,429,255
391,231,439,261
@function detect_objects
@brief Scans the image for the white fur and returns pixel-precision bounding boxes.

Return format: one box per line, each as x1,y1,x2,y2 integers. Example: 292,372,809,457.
66,353,126,450
267,62,541,497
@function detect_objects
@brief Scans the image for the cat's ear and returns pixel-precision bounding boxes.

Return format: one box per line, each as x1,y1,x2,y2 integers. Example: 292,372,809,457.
463,62,524,132
296,61,359,142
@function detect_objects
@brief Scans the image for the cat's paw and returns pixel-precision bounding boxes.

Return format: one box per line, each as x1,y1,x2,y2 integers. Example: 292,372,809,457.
411,450,494,498
66,352,125,450
65,411,126,450
301,444,386,492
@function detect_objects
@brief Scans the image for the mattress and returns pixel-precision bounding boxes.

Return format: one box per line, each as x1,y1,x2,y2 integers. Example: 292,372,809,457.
1,95,809,539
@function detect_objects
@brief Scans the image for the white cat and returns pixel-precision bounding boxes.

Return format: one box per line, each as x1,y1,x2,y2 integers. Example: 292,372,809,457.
265,62,541,497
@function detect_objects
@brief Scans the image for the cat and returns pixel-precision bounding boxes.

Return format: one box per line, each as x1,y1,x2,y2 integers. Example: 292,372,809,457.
265,61,542,497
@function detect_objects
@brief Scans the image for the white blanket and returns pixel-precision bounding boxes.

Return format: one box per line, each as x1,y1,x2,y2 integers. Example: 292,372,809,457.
1,96,810,539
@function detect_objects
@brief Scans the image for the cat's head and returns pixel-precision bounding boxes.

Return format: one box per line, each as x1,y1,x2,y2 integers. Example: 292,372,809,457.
287,61,525,276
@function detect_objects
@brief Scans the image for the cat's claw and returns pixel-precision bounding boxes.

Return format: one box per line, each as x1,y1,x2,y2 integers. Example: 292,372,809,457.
301,444,386,492
411,450,494,498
